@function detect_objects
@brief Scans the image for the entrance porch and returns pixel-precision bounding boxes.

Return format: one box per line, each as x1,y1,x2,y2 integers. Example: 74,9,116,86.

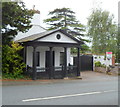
24,44,81,80
17,29,83,80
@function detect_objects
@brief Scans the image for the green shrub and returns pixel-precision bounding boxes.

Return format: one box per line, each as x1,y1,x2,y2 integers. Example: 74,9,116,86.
2,73,31,80
95,61,101,67
95,61,106,68
101,64,106,68
2,42,26,78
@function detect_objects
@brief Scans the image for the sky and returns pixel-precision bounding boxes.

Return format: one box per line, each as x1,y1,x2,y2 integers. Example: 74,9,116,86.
22,0,119,28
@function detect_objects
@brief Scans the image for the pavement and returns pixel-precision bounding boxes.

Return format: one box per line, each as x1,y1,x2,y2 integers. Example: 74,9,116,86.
1,71,118,86
2,71,118,105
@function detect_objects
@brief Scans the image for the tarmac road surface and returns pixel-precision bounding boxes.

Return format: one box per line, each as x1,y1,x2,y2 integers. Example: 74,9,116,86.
2,71,118,105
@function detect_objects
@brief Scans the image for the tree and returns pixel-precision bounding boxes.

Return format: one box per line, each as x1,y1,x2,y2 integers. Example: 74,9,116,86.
44,8,90,52
2,42,25,78
116,24,120,63
2,2,34,45
2,1,34,78
87,8,117,54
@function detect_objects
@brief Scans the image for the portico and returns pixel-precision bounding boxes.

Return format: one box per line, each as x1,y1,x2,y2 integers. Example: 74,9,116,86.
17,29,83,80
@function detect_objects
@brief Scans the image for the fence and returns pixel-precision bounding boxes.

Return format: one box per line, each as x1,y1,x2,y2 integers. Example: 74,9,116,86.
27,65,77,79
73,55,93,71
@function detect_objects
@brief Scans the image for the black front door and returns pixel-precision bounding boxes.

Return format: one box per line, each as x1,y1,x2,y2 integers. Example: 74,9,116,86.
45,51,55,72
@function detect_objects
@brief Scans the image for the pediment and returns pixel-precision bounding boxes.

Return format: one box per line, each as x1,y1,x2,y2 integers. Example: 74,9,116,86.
36,31,77,43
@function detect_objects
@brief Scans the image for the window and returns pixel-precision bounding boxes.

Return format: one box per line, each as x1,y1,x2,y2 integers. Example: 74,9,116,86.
60,52,64,66
56,34,61,39
36,52,40,66
94,57,97,59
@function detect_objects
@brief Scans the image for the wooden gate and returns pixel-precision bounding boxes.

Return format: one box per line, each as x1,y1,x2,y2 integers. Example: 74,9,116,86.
74,55,93,71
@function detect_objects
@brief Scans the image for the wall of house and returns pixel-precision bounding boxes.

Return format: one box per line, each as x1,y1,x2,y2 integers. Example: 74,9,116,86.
31,13,41,26
93,55,112,66
26,46,33,67
26,46,71,69
14,13,46,41
15,25,46,41
37,31,77,43
53,47,63,67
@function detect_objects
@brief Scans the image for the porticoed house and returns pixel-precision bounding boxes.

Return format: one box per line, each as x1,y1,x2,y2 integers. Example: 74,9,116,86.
15,10,83,80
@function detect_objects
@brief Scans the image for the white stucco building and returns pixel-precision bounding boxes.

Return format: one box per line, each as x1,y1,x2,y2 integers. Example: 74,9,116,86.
15,10,83,80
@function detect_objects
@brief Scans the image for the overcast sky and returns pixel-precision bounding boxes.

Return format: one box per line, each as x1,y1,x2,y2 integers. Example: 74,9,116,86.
23,0,119,28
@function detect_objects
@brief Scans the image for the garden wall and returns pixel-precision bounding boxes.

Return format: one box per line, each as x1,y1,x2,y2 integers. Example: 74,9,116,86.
94,65,119,75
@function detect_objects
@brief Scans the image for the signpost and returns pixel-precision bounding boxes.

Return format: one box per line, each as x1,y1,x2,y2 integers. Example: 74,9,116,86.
106,52,112,72
106,52,112,60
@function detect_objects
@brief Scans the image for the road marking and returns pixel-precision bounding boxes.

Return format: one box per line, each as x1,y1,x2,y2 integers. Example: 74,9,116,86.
103,90,116,93
22,90,116,102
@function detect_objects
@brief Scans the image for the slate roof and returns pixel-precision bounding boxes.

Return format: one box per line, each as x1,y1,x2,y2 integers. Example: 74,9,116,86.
15,29,84,44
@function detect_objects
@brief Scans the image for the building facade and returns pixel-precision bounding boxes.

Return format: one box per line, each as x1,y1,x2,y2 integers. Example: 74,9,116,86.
15,11,83,80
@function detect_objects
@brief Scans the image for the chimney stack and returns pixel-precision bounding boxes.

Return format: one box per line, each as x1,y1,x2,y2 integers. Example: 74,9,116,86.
32,5,40,14
33,5,35,10
31,5,40,25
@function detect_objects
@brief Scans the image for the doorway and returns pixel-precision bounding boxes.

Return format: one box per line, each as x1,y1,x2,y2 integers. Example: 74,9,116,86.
45,51,55,72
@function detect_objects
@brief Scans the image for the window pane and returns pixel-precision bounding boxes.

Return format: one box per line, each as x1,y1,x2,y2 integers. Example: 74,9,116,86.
60,52,64,66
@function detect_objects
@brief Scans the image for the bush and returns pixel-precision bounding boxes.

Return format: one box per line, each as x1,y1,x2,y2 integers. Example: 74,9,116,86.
2,42,26,78
95,61,106,68
101,64,106,68
2,73,31,80
95,61,101,67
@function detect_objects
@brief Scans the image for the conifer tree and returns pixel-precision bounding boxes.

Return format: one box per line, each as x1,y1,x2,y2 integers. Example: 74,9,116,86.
44,8,90,52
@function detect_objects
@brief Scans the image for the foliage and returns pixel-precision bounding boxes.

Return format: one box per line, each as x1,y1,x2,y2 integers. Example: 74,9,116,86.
2,42,26,78
95,61,101,67
87,8,117,55
81,44,91,53
2,1,34,79
116,25,120,63
2,2,34,45
2,73,24,79
101,64,106,68
2,73,31,80
95,61,106,68
71,44,91,54
0,46,1,76
71,48,77,54
44,7,90,52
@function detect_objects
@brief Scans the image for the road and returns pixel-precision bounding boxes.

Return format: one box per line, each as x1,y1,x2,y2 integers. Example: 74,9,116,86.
2,71,118,105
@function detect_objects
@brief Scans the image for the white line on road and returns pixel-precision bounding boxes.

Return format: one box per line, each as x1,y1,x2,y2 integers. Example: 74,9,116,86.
22,90,116,102
103,90,116,93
